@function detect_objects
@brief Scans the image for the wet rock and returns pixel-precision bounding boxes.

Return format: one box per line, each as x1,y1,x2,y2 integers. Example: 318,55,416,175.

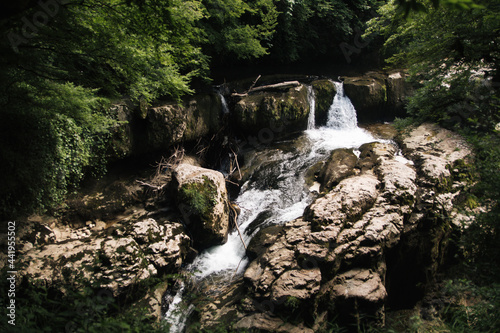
318,148,358,192
343,70,413,122
344,74,387,122
174,163,230,250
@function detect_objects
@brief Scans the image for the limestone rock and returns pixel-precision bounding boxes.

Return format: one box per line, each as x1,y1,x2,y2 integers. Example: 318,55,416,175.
305,172,380,228
399,123,472,185
234,313,314,333
271,268,321,301
127,218,193,272
323,269,387,303
174,163,230,250
318,148,358,192
19,218,192,297
146,94,221,150
344,74,387,122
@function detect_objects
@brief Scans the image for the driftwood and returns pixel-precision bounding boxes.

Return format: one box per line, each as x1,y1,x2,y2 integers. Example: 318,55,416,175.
232,80,301,97
229,202,246,251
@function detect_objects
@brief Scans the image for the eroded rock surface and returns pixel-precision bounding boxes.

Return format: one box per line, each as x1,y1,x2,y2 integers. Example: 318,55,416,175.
192,124,474,332
19,218,193,297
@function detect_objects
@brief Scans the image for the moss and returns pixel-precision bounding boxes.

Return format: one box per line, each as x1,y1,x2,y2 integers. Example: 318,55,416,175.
179,175,218,221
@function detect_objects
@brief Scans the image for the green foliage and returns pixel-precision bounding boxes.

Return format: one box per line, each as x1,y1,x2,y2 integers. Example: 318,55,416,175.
441,279,500,332
0,0,211,218
367,0,500,132
270,0,381,63
200,0,278,62
0,273,171,333
179,176,218,219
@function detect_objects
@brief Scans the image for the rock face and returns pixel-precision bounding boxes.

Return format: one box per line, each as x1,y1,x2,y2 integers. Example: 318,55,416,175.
146,94,222,151
19,218,193,297
233,84,310,137
311,79,336,126
191,124,474,332
343,70,413,122
105,72,412,161
174,163,230,250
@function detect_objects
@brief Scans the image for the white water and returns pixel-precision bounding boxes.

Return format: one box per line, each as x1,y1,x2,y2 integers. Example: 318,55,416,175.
307,85,316,130
218,92,230,114
164,81,378,332
327,81,357,130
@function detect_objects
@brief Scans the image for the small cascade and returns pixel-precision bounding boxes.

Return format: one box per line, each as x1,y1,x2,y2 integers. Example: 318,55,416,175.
218,91,230,114
326,81,357,129
307,85,316,130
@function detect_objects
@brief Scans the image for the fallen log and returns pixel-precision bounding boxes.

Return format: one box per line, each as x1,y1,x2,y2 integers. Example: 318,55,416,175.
232,80,301,97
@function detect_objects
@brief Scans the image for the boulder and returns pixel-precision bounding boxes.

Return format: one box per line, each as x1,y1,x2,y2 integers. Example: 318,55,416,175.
318,148,358,192
317,269,387,326
174,163,230,250
398,123,473,187
233,84,310,137
343,70,413,122
305,172,380,229
271,268,322,302
386,70,413,117
344,74,387,122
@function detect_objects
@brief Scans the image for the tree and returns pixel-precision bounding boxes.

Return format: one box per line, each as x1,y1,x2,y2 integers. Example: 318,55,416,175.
366,0,500,131
269,0,381,63
199,0,278,64
0,0,209,218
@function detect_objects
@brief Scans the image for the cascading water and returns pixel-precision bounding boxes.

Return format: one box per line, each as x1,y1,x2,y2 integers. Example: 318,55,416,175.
307,85,316,130
327,81,357,129
218,92,230,114
165,79,379,332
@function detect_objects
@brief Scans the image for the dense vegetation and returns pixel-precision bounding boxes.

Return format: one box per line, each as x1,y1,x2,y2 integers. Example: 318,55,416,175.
367,0,500,331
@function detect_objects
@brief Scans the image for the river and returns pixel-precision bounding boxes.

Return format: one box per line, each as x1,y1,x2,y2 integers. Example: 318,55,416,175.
165,81,382,331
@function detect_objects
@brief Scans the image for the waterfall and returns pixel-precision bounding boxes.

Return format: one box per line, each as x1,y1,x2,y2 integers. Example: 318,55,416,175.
218,92,230,114
326,81,357,130
164,78,378,332
307,85,316,130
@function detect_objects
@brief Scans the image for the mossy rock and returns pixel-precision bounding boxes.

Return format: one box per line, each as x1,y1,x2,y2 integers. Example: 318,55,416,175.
174,164,230,250
311,79,336,127
233,84,309,138
179,175,219,222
